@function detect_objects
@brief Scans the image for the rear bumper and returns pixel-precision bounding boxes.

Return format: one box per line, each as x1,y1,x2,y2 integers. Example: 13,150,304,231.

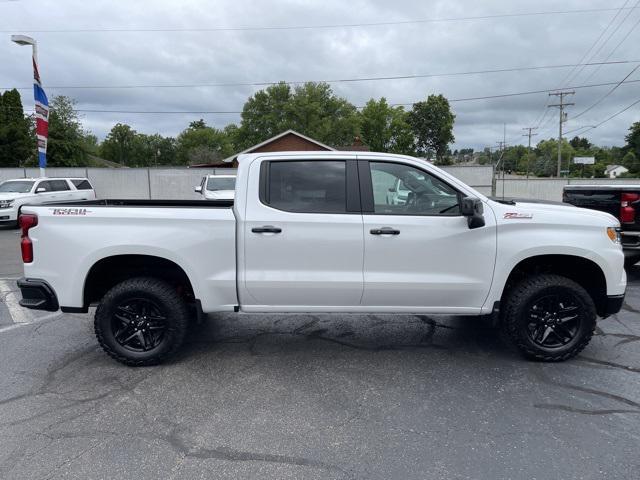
17,278,59,312
603,294,625,317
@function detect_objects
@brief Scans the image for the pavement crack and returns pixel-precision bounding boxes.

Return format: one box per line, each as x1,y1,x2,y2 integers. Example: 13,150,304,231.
533,404,640,416
578,357,640,374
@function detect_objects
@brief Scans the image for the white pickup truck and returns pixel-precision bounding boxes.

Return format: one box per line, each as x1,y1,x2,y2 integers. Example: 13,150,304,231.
17,152,626,366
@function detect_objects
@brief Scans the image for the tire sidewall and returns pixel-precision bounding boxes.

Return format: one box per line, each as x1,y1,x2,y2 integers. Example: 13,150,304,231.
96,281,186,363
504,275,597,360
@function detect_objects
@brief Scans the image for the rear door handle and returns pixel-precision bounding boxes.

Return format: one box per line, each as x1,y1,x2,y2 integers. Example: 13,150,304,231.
370,227,400,235
252,226,282,234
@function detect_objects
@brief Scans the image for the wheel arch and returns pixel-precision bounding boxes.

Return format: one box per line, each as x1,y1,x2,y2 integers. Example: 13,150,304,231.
83,254,196,308
500,254,608,317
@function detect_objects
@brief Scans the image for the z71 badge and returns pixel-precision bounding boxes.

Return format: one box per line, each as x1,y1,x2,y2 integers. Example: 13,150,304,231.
504,212,533,219
50,208,89,216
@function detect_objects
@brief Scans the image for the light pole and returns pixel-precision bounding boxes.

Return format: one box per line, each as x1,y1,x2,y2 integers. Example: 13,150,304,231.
11,34,48,178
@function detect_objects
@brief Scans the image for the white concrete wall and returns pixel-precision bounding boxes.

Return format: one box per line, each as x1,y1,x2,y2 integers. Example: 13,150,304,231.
495,177,640,201
3,166,637,202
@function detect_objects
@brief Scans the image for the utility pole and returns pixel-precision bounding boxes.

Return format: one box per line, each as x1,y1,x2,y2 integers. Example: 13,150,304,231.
548,91,574,177
522,127,538,179
494,141,507,198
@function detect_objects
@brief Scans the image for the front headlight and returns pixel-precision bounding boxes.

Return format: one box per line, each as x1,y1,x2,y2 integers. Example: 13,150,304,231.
0,199,14,209
607,227,621,244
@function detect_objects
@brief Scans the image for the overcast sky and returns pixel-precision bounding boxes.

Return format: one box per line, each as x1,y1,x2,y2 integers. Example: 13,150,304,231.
1,0,639,150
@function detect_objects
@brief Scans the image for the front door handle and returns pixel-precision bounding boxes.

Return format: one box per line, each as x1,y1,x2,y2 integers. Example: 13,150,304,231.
370,227,400,235
252,226,282,234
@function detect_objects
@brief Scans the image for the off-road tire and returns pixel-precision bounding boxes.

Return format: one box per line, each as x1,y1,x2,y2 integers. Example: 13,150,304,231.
501,274,596,362
95,277,189,366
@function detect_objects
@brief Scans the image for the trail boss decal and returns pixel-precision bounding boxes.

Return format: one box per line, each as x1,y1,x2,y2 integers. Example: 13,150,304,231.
50,208,90,216
504,212,533,219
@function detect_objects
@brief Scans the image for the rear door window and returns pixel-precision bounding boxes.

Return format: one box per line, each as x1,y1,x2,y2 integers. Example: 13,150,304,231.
261,161,348,214
50,180,70,191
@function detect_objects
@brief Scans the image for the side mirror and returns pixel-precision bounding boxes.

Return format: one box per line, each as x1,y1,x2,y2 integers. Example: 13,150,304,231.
461,197,485,229
35,187,46,193
194,186,203,193
388,187,396,192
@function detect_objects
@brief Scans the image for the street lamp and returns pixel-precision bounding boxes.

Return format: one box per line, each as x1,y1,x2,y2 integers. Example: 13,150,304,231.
11,34,48,178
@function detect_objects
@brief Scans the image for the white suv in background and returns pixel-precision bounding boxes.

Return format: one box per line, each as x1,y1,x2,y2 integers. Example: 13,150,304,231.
194,174,236,200
0,177,96,227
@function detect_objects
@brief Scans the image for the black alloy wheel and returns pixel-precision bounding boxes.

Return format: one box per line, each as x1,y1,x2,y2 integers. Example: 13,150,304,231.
526,294,583,349
112,298,168,352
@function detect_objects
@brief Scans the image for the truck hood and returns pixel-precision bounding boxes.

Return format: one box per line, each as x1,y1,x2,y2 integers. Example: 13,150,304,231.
489,199,619,227
0,192,32,201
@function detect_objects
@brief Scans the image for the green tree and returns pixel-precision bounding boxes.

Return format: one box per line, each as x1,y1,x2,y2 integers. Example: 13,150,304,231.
237,82,359,149
407,94,455,164
622,151,639,174
0,89,34,167
534,138,574,177
286,82,359,147
625,121,640,159
358,98,414,154
175,120,235,165
100,123,138,165
237,82,294,148
569,136,592,151
47,96,89,167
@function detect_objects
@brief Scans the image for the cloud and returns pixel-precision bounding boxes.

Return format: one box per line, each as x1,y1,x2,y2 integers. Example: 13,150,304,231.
1,0,639,149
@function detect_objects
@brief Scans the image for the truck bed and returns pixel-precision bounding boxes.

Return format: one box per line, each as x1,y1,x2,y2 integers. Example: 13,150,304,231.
36,198,234,208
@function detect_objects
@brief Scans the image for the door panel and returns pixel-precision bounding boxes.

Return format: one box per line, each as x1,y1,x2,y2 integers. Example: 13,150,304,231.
361,160,497,311
242,159,364,307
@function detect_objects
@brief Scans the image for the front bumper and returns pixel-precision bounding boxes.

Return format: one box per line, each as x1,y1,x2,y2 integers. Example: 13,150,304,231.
0,207,18,224
17,278,59,312
621,231,640,252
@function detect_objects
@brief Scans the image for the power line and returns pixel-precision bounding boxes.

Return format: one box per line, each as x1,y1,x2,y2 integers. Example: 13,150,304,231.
2,7,638,34
4,59,638,91
11,77,640,115
572,63,640,119
565,0,640,86
580,6,640,84
559,0,632,88
530,1,635,136
576,96,640,132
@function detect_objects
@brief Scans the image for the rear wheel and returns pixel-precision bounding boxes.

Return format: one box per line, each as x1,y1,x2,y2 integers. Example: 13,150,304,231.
501,274,596,361
94,277,189,366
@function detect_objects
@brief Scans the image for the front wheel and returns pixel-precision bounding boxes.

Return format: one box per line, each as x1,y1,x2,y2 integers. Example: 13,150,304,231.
501,274,596,362
94,277,189,366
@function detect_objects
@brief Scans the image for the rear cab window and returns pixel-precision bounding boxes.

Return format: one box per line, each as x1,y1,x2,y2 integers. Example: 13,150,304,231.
260,160,358,214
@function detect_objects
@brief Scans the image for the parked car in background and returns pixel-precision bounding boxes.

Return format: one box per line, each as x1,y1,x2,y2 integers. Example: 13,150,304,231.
17,152,625,366
195,174,236,200
0,177,96,227
563,185,640,266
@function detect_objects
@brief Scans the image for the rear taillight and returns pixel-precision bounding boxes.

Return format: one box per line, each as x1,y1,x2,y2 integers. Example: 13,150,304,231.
620,193,639,224
18,214,38,263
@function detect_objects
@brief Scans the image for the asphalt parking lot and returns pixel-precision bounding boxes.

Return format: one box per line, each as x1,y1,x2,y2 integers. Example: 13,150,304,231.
0,227,639,479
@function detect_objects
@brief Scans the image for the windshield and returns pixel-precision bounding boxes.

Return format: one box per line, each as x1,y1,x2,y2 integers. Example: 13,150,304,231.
206,177,236,191
0,181,34,193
